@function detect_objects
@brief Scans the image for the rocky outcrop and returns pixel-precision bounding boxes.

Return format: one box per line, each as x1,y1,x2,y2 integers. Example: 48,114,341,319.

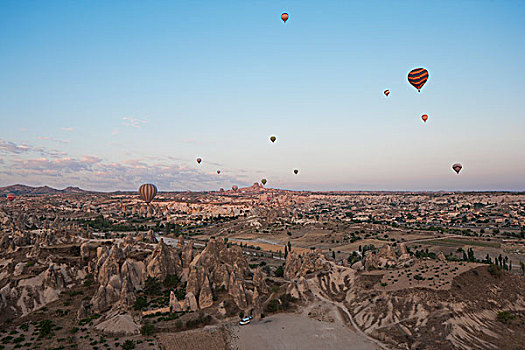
145,239,182,281
360,244,414,270
184,292,198,311
438,251,447,261
95,314,140,336
198,276,213,309
284,250,330,280
90,244,146,313
139,229,157,243
77,300,90,320
286,276,312,301
0,262,76,318
88,237,267,313
253,267,269,294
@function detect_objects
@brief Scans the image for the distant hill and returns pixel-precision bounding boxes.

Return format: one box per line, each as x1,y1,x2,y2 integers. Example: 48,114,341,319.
0,184,92,196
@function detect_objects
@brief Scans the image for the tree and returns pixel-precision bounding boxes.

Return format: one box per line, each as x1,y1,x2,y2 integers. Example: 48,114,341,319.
38,319,54,337
274,265,284,278
122,340,135,350
467,248,475,262
144,277,162,295
140,324,155,336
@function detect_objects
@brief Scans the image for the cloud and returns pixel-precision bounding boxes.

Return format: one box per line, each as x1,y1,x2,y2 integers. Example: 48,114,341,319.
0,153,246,191
0,138,67,158
122,117,147,128
61,127,74,132
38,136,71,144
0,138,249,191
0,140,31,154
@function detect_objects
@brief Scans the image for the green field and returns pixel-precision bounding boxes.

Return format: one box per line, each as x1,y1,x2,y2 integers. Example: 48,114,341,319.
421,238,501,249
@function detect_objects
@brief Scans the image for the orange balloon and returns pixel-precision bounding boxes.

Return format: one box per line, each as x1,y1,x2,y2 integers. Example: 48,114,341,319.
6,193,15,202
196,158,202,164
422,114,428,122
138,184,157,204
384,89,390,97
281,13,289,23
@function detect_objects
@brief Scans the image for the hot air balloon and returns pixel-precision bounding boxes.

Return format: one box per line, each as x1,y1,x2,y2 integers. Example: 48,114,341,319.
281,13,288,23
408,68,429,92
232,185,238,191
196,158,202,164
384,89,390,97
293,169,299,174
217,170,221,174
421,114,428,122
270,136,276,143
452,163,463,174
6,193,15,202
267,196,272,201
139,184,157,204
261,179,267,185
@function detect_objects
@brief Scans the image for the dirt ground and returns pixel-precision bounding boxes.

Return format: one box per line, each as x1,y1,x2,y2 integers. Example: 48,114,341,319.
156,326,229,350
366,260,481,291
229,313,379,350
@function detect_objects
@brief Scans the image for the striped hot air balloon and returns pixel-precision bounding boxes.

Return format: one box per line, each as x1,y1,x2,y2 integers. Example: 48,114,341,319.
452,163,463,174
281,13,289,23
6,193,15,202
139,184,157,204
408,68,429,92
384,89,390,97
421,114,428,122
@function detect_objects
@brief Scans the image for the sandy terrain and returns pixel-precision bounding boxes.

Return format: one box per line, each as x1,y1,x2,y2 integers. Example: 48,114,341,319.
230,313,379,350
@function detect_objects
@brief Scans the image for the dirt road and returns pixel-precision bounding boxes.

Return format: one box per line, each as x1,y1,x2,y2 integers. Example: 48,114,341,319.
230,313,380,350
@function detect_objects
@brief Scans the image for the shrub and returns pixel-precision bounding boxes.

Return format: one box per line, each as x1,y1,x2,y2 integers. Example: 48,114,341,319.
163,275,180,289
122,340,135,350
496,311,515,324
38,320,53,337
488,264,502,277
140,324,155,336
134,296,148,310
265,299,279,313
274,265,284,278
144,277,162,296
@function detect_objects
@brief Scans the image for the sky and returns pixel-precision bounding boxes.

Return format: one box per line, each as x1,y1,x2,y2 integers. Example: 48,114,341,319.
1,0,524,192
